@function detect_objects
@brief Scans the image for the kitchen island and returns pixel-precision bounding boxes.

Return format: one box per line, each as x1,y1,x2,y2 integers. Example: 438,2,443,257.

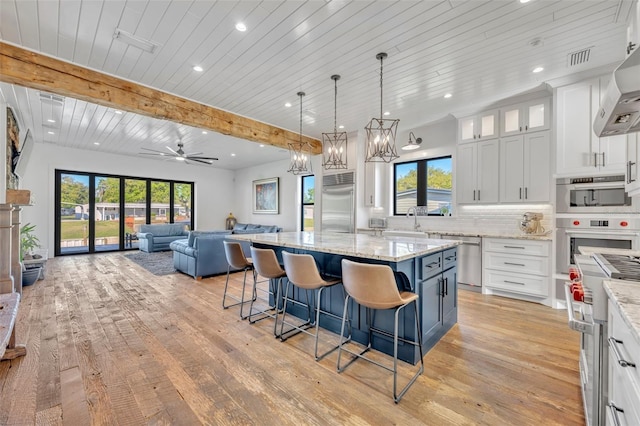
229,232,460,364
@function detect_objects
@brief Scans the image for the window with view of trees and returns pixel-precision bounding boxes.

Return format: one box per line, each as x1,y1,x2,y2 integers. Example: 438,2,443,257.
301,175,315,231
55,170,194,255
394,156,452,216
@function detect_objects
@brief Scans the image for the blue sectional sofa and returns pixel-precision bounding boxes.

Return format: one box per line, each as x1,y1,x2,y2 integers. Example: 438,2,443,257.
137,223,190,253
169,224,281,279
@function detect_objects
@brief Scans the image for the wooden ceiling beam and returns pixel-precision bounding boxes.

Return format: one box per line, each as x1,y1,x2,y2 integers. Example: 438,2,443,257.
0,42,322,154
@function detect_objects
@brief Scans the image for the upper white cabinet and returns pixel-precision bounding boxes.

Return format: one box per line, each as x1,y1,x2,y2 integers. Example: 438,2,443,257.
458,109,499,143
363,162,381,207
457,139,500,204
556,77,627,176
626,0,639,58
500,131,551,203
626,132,640,196
500,98,550,137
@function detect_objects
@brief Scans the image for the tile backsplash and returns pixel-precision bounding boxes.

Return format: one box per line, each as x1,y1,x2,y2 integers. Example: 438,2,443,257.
386,204,554,236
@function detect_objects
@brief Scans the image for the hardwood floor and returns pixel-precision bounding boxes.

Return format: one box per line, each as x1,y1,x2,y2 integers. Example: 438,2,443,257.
0,253,584,425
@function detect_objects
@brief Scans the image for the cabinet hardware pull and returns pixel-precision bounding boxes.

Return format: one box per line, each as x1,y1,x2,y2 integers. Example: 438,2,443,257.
370,195,373,204
627,41,637,55
504,262,525,266
445,256,456,261
608,403,624,426
519,188,522,199
504,280,525,285
444,277,448,296
519,126,522,132
525,187,528,199
473,190,476,201
473,134,476,139
601,152,605,167
608,337,636,368
438,277,444,296
594,152,598,167
503,245,525,249
425,261,439,268
628,161,637,183
477,190,480,200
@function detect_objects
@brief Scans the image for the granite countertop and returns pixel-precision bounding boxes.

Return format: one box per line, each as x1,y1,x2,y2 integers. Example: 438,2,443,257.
603,279,640,344
228,231,460,262
377,229,552,241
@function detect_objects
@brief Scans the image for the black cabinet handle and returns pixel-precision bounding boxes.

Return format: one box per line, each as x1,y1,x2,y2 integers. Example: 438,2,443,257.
444,277,448,296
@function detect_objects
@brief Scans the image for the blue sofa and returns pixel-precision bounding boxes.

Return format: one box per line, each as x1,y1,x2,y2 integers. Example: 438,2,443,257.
169,224,281,279
137,223,190,253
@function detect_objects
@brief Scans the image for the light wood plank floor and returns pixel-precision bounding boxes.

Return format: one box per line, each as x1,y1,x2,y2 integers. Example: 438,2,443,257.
0,253,584,425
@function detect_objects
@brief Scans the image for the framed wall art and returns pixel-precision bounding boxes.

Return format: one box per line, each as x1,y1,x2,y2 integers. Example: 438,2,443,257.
253,177,279,214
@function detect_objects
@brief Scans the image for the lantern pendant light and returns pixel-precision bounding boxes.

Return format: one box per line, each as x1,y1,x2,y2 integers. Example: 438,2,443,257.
287,91,312,175
322,75,348,170
364,52,399,163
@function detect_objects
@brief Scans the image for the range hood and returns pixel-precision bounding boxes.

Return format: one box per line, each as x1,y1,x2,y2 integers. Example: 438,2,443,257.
593,47,640,136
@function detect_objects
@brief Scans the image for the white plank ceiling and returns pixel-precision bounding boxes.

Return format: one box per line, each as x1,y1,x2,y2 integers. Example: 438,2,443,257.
0,0,635,170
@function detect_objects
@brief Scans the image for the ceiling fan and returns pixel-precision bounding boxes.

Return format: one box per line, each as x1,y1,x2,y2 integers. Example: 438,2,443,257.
140,141,218,165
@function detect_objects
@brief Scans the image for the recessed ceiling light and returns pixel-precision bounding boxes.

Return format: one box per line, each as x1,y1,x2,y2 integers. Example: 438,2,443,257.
532,66,544,73
235,22,247,32
47,119,56,123
444,93,452,99
114,110,123,114
94,142,100,145
231,153,236,157
339,125,344,129
193,65,203,72
383,111,390,116
285,102,292,108
259,144,265,147
202,130,208,134
47,131,54,135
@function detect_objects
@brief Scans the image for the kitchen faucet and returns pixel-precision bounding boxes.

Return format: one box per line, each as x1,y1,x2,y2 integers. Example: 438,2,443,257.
406,206,421,231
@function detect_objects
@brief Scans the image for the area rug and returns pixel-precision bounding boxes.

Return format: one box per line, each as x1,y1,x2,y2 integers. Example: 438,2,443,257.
124,251,176,276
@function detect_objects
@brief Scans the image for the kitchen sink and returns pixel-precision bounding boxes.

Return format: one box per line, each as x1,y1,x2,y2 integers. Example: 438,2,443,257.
381,230,429,238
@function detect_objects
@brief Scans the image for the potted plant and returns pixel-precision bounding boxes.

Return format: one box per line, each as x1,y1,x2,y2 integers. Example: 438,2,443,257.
20,223,44,286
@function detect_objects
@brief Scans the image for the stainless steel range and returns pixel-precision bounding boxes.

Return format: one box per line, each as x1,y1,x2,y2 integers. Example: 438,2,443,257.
566,252,640,426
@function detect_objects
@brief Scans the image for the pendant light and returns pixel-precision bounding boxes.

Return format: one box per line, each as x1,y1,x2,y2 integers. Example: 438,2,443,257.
364,52,399,163
287,91,312,175
322,75,348,170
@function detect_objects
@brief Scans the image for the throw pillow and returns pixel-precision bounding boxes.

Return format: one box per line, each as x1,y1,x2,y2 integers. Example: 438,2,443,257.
187,231,197,247
246,224,261,230
263,225,279,233
234,223,248,230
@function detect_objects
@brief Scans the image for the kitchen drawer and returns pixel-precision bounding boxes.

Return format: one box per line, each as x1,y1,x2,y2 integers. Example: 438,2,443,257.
420,252,442,280
443,248,457,270
484,252,548,276
483,238,550,257
484,269,548,296
608,301,640,396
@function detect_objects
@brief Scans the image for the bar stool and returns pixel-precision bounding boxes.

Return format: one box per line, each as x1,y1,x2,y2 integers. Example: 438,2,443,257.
280,251,351,361
337,259,424,403
249,246,286,335
222,241,255,319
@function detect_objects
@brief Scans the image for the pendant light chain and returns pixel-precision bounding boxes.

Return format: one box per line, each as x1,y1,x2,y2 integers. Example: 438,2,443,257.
299,92,303,144
334,77,338,134
379,53,384,120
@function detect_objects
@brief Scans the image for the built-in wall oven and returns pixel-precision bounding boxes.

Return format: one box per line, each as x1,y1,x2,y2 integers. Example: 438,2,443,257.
556,175,638,214
556,217,640,274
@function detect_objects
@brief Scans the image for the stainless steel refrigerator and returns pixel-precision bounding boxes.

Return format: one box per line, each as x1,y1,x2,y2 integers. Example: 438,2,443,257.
321,171,355,233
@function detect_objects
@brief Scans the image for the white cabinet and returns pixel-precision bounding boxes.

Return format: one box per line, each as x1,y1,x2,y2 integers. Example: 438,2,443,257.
500,98,550,136
363,162,380,207
626,0,639,58
556,77,627,176
458,109,499,143
607,299,640,426
500,131,551,203
626,132,640,196
483,238,550,299
457,139,499,204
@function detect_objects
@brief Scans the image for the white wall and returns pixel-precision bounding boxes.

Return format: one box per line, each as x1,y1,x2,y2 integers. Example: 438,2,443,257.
19,143,237,254
232,157,321,231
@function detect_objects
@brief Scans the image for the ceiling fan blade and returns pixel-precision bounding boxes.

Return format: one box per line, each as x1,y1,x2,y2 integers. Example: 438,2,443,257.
166,146,180,155
188,158,216,165
139,152,169,156
188,156,218,161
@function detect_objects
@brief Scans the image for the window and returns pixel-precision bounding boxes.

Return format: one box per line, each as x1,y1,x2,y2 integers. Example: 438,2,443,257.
394,156,452,216
55,170,194,255
301,175,315,231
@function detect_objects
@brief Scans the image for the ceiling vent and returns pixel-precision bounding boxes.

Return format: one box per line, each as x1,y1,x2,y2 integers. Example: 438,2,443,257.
567,47,592,67
39,92,65,105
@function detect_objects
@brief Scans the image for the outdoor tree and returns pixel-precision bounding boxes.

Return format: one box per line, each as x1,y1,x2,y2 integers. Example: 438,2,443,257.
396,167,451,191
303,187,314,203
60,175,89,205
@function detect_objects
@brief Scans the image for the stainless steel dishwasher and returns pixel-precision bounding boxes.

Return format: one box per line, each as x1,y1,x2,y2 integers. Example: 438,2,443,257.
440,235,482,291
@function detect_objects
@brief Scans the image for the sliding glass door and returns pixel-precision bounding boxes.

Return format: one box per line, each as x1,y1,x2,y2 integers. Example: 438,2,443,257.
55,170,194,256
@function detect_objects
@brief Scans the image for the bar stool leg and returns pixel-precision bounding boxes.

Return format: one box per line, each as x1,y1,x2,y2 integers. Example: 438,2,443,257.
392,300,424,403
222,265,256,320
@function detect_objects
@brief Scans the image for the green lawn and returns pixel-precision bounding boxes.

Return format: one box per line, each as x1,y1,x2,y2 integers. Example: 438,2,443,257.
61,221,132,239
